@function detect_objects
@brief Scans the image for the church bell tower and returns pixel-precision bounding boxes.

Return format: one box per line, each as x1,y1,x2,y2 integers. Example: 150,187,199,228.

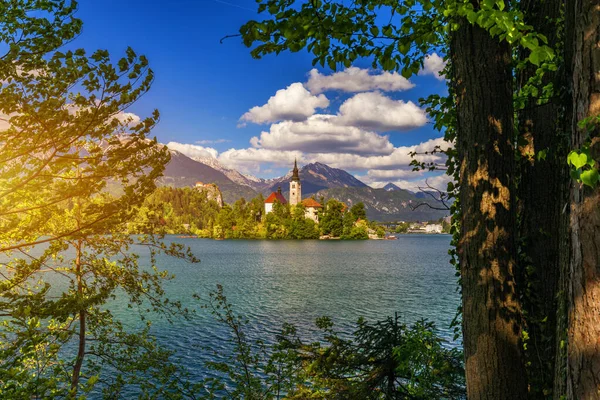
289,159,301,205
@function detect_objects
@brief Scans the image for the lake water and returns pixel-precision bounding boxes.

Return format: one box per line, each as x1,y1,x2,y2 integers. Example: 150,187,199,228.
117,235,461,383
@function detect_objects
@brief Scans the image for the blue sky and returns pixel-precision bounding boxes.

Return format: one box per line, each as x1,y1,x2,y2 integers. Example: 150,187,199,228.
74,0,449,189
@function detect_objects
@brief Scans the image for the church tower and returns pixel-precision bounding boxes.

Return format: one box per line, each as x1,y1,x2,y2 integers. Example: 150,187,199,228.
289,159,301,205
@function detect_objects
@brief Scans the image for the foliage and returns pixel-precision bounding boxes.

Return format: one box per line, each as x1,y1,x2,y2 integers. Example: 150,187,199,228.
395,223,410,234
130,187,222,235
0,2,199,397
319,199,346,237
568,117,600,188
134,189,369,240
350,202,367,221
196,286,465,399
233,0,568,396
341,225,369,240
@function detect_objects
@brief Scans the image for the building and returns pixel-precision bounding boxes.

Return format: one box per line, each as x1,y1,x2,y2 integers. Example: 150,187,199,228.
264,187,287,214
289,159,301,206
195,181,223,207
424,224,443,233
265,161,322,220
301,197,322,223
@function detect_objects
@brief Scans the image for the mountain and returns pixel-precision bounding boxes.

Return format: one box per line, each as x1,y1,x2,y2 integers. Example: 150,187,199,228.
315,186,449,222
159,152,445,220
189,156,260,189
383,183,402,191
159,150,258,203
261,162,368,195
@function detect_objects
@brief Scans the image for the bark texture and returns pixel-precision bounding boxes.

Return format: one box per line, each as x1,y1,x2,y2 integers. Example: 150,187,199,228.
452,4,528,398
517,0,570,397
566,1,600,399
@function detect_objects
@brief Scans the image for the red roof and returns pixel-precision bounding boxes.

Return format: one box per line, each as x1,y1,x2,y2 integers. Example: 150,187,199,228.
264,192,288,204
302,198,322,208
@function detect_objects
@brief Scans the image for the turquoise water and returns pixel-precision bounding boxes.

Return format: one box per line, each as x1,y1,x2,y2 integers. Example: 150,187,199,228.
119,235,460,381
3,235,460,390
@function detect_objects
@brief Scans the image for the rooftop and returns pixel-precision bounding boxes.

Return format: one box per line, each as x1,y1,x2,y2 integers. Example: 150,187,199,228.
301,198,322,208
264,191,288,204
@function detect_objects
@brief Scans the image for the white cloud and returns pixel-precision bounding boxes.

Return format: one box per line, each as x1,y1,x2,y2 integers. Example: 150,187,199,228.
250,114,394,156
305,67,414,94
240,82,329,125
336,92,428,131
218,148,303,174
195,139,231,145
216,136,449,175
391,174,452,192
366,173,451,192
113,111,141,125
361,169,424,183
166,142,219,160
420,53,446,81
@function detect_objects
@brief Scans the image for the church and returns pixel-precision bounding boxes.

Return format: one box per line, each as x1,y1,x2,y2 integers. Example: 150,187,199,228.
264,160,322,223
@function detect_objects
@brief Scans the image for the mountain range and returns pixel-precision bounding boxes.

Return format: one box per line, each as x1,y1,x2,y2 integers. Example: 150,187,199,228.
159,148,448,222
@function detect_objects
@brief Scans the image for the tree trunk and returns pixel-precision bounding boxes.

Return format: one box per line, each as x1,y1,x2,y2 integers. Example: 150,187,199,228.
566,1,600,399
71,239,86,397
516,0,570,397
451,3,528,398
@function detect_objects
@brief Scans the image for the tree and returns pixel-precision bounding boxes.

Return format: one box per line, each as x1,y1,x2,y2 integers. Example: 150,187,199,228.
320,199,345,237
289,204,320,239
265,200,290,239
395,222,409,234
350,202,367,221
0,3,197,397
451,7,528,397
514,1,568,396
563,2,600,398
216,205,236,238
199,285,465,399
236,0,562,397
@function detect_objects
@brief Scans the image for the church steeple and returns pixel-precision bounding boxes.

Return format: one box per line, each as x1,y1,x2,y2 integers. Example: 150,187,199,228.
291,158,300,182
289,159,301,205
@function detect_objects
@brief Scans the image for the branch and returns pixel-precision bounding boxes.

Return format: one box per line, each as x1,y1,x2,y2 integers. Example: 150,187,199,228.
409,179,451,211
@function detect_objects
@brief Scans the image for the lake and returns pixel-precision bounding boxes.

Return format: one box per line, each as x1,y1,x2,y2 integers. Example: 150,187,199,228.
114,235,461,383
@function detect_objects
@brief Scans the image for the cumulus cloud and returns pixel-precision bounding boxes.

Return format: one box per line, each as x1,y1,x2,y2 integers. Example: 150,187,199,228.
166,142,219,160
361,169,424,184
250,114,394,156
336,92,428,131
240,82,329,125
420,53,446,81
305,67,414,94
113,111,141,125
216,136,449,174
218,148,303,174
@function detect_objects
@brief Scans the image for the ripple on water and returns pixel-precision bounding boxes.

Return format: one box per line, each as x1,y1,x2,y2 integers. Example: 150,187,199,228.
116,236,460,384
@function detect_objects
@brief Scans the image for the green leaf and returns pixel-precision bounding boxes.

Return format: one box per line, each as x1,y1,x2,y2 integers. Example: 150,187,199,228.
536,149,547,161
568,151,588,169
580,169,600,187
529,51,541,66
